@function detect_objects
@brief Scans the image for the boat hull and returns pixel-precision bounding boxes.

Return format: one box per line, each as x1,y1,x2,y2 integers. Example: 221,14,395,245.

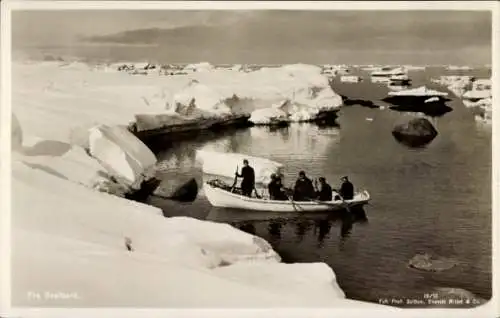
204,182,370,212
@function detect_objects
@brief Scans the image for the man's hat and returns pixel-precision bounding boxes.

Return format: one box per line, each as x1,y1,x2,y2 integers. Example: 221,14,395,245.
341,176,348,180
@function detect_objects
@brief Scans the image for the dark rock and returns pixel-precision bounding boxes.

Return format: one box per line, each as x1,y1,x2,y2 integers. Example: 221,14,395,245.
154,178,199,202
125,177,162,202
343,98,380,108
408,253,457,272
313,110,340,126
392,117,438,147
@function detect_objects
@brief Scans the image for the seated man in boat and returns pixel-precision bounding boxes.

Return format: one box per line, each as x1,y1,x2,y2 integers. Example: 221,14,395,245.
235,159,255,197
315,177,333,201
293,171,315,201
338,176,354,200
268,174,288,201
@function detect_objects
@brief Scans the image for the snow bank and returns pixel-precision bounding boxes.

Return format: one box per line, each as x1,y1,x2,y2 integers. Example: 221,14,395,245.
463,89,491,100
213,262,346,301
172,80,232,116
249,105,289,125
88,125,157,189
184,62,215,73
196,150,284,185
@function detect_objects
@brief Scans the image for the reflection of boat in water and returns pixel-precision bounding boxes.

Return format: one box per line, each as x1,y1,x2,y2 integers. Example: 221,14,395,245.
204,179,370,212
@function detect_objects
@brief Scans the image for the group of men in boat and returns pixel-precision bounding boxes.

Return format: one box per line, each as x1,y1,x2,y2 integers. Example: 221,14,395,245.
235,159,354,201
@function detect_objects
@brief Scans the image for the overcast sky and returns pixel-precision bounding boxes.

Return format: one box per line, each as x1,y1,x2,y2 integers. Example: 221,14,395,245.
12,10,492,65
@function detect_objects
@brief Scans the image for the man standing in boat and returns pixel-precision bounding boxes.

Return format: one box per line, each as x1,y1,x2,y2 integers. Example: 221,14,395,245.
338,176,354,200
293,171,315,201
235,159,255,197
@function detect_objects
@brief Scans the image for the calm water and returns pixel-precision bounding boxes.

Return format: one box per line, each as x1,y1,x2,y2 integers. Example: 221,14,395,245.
147,67,492,305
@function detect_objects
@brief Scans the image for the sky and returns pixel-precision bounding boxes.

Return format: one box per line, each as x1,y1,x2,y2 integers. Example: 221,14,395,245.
12,10,492,65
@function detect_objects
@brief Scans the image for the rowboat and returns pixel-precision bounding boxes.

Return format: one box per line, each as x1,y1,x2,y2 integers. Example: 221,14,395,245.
204,179,371,212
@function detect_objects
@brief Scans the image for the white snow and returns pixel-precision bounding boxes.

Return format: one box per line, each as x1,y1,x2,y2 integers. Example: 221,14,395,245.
340,75,362,83
172,80,232,116
249,104,289,125
88,125,157,189
370,67,406,77
184,62,215,73
446,65,473,71
388,86,448,97
472,78,492,91
430,75,474,97
462,89,491,100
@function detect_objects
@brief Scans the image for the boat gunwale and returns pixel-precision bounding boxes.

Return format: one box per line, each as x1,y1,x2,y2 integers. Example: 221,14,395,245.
204,182,370,206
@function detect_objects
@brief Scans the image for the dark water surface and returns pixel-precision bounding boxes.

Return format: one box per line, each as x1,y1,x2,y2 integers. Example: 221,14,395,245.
147,68,492,305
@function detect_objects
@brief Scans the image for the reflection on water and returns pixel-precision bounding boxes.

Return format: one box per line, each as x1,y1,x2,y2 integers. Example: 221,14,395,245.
218,207,368,252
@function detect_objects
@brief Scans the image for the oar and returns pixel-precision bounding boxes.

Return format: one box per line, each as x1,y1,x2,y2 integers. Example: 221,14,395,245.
287,195,302,212
284,187,303,212
253,186,262,199
337,193,352,213
231,165,239,192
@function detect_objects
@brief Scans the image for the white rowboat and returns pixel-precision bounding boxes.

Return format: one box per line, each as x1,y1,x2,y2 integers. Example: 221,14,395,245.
204,181,371,212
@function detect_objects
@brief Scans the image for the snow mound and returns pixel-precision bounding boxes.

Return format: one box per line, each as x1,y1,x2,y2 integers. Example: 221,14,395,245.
463,89,491,100
89,125,157,189
172,80,232,116
214,262,346,302
388,86,448,97
162,217,280,264
196,150,284,185
249,100,290,124
20,140,109,188
184,62,215,73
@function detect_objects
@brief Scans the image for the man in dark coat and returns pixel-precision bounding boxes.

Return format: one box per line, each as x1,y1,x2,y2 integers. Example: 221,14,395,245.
236,159,255,197
268,174,287,200
338,176,354,200
293,171,315,201
315,177,333,201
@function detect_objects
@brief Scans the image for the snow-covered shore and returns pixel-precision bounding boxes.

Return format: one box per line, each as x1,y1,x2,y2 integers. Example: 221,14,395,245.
10,60,388,308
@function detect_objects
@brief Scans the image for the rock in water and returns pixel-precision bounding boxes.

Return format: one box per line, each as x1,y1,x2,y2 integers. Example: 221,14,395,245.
408,253,458,272
392,117,438,147
155,178,199,202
